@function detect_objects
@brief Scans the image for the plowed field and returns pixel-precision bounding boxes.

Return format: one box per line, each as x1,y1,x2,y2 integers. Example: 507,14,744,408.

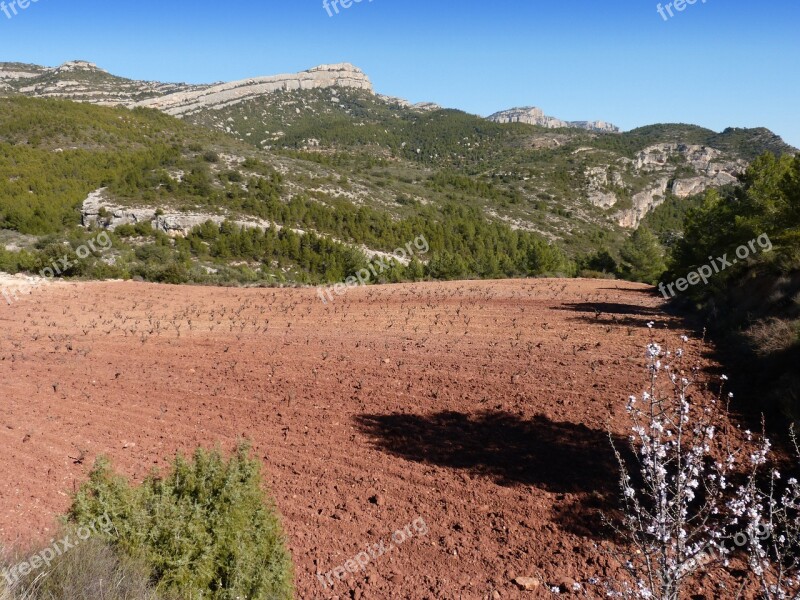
0,278,713,598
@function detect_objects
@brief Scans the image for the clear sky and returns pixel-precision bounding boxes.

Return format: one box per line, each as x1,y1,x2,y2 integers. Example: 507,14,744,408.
2,0,799,147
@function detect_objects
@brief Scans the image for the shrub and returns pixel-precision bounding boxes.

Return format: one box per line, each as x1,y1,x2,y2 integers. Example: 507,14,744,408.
32,242,83,277
0,248,36,274
221,170,243,183
582,249,618,275
149,261,190,284
114,224,137,238
609,335,800,598
68,444,294,600
134,222,155,236
395,194,418,206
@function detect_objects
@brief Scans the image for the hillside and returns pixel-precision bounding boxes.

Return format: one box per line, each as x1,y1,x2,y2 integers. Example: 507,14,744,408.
3,61,795,227
0,97,569,287
0,61,797,289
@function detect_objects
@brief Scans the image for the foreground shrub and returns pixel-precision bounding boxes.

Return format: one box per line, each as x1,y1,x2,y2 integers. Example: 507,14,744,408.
68,444,294,600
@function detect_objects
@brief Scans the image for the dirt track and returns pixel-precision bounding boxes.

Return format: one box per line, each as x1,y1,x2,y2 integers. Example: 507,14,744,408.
0,278,711,598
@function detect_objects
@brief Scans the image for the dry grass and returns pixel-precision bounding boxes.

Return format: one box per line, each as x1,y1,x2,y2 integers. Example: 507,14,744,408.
1,536,164,600
746,317,800,357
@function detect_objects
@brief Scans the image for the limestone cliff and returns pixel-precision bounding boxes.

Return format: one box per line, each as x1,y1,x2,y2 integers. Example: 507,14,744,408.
135,64,374,116
582,143,747,227
487,106,620,133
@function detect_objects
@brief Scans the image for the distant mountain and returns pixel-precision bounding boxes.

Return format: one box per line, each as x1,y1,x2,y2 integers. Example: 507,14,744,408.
487,106,620,133
0,59,796,261
0,60,200,104
2,60,620,134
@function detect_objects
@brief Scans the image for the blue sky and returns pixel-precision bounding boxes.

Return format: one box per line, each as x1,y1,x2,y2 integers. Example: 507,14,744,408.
2,0,799,147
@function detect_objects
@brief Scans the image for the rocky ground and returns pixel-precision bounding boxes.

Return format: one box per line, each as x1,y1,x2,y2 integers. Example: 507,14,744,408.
0,278,726,598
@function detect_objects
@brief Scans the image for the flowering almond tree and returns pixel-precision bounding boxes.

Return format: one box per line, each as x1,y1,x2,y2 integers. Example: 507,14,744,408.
733,428,800,599
609,331,757,599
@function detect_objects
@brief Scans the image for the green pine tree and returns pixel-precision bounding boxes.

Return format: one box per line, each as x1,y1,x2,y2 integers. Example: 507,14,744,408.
620,227,666,284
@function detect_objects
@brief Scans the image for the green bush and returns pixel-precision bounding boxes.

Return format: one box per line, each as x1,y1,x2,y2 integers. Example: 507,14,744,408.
580,249,619,275
134,222,156,236
0,248,37,274
68,445,294,600
114,224,137,238
132,260,189,285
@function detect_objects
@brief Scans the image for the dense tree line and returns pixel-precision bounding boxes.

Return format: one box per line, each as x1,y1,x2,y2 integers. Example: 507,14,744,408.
668,153,800,286
667,152,800,417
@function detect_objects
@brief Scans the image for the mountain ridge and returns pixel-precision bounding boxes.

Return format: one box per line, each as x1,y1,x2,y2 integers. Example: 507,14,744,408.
487,106,621,133
1,60,624,134
2,60,797,154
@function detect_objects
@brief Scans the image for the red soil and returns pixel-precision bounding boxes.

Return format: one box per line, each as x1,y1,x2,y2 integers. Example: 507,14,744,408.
0,278,713,598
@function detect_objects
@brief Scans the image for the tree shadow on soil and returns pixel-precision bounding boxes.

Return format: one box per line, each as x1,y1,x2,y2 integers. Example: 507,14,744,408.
355,410,632,540
597,287,658,295
556,302,663,317
558,301,682,329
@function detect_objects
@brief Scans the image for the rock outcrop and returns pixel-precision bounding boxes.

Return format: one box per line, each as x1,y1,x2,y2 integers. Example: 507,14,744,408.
80,189,273,236
585,166,623,208
569,120,620,133
589,143,748,228
487,107,620,133
377,94,441,112
0,68,43,81
52,60,105,74
616,178,672,229
79,189,401,263
135,64,373,116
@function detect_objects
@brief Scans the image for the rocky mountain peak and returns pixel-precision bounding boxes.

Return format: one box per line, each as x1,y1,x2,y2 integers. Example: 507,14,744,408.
488,106,620,133
54,60,106,74
307,63,365,74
